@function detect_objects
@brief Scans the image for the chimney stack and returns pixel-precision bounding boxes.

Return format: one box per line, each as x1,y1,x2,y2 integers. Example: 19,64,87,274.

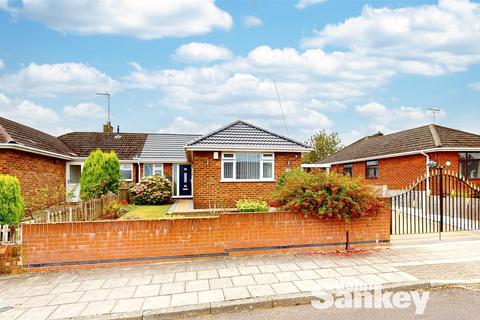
103,122,113,133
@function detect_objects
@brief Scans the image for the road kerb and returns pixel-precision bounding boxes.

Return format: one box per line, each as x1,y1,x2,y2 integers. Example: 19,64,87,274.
64,280,480,320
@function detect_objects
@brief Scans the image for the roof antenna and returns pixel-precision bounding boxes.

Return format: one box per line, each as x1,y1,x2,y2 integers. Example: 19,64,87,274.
427,107,441,124
273,80,290,137
96,91,111,125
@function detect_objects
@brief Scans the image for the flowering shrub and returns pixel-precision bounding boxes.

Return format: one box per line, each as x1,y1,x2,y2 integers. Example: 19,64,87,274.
272,169,383,222
130,175,172,205
236,199,269,212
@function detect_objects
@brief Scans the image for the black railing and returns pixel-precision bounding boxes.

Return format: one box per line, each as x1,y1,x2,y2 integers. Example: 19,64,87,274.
391,169,480,235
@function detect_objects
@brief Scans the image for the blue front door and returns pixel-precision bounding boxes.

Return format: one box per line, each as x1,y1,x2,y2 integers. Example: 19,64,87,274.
179,165,192,196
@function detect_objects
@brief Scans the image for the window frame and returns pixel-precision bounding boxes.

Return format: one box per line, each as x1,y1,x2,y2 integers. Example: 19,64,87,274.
343,163,353,177
143,163,164,177
221,152,275,182
459,152,480,179
120,163,133,181
365,160,379,179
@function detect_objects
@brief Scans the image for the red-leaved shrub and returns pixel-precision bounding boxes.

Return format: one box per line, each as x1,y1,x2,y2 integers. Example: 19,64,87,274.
272,169,383,222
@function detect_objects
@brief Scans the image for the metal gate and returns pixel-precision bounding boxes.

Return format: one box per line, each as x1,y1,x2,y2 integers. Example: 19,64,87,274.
391,169,480,235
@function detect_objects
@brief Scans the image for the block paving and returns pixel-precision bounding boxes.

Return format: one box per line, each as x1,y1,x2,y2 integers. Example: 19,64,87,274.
1,240,480,319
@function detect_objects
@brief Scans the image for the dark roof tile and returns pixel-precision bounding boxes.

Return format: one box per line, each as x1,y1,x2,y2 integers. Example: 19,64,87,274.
0,117,75,157
319,124,480,164
186,120,311,151
58,132,147,160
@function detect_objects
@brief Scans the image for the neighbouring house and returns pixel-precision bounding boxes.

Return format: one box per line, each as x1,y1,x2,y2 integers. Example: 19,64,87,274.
0,117,311,209
303,124,480,192
0,117,75,208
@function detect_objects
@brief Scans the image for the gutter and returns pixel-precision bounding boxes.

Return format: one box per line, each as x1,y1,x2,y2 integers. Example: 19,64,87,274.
0,143,74,160
184,146,313,153
301,163,331,168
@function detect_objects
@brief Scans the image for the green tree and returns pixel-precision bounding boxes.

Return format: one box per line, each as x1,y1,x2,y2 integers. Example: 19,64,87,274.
80,149,121,200
302,130,342,164
0,175,24,226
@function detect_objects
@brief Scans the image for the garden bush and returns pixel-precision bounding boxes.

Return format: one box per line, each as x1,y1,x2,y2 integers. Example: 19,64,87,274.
272,169,383,222
0,175,24,226
236,199,269,212
80,149,121,201
130,175,172,205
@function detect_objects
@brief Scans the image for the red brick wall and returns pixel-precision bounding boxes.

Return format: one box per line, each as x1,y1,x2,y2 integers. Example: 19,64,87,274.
22,203,390,271
0,149,66,208
192,151,302,209
330,151,478,190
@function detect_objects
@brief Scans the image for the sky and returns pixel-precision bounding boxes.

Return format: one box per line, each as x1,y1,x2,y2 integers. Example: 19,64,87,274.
0,0,479,145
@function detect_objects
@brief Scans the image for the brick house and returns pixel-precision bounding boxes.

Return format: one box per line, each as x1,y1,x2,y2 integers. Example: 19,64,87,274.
0,117,75,208
303,124,480,192
0,117,310,209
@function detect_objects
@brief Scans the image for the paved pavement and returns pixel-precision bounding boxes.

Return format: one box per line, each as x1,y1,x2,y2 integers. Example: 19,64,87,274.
1,240,480,320
184,285,480,320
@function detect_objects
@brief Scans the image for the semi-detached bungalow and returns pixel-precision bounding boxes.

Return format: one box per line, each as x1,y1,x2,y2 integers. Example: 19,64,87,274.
0,117,311,209
303,124,480,192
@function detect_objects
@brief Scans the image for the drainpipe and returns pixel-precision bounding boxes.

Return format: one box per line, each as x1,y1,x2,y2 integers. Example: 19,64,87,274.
137,161,141,183
420,151,430,196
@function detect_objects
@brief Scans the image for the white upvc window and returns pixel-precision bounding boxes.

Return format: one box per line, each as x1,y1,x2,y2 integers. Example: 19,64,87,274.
143,163,164,177
120,163,133,181
221,152,275,181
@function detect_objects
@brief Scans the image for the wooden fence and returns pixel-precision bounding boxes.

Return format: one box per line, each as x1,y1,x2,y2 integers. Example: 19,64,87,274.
28,192,118,223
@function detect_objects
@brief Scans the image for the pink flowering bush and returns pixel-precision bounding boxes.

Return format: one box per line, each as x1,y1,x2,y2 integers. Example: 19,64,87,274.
272,169,384,222
129,175,172,205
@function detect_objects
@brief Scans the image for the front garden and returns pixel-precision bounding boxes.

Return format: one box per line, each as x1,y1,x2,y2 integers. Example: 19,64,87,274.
1,148,384,228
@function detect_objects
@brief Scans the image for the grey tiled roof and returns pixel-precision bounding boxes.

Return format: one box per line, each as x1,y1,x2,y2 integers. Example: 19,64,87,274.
139,133,201,162
186,120,311,151
319,124,480,164
0,117,76,157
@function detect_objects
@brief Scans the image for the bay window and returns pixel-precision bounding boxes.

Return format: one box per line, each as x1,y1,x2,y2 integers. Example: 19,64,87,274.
120,163,133,181
143,163,164,177
460,153,480,179
222,152,274,181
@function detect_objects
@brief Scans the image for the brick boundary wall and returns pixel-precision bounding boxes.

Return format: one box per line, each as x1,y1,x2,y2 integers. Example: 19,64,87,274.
22,200,390,272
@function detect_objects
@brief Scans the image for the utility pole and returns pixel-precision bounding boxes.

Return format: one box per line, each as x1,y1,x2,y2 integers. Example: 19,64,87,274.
96,92,111,125
427,107,441,124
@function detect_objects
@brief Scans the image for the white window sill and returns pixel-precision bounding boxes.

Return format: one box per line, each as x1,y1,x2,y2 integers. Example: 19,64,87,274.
220,179,276,183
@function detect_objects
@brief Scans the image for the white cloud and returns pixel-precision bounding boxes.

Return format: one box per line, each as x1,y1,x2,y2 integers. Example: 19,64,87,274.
0,93,60,129
468,82,480,91
296,0,326,10
172,42,233,64
0,59,4,70
158,116,217,134
0,62,118,97
0,0,6,10
5,0,232,39
243,15,263,28
63,102,106,119
355,102,442,133
302,0,480,76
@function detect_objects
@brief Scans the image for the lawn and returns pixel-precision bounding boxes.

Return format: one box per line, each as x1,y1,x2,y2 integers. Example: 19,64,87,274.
122,204,172,219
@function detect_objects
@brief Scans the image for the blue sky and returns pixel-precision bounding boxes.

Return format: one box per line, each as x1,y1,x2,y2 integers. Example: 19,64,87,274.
0,0,479,145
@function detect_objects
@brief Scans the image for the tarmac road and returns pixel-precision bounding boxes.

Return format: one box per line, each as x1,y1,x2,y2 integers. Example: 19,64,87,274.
185,285,480,320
